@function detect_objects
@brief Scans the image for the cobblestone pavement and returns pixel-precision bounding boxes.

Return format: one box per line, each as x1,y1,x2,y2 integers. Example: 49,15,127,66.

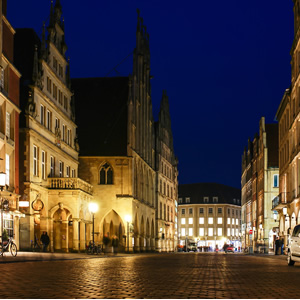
0,252,298,299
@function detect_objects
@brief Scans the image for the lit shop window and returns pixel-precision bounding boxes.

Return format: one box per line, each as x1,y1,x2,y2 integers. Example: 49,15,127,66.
189,218,193,225
208,217,213,224
181,218,186,225
199,217,204,224
217,218,222,224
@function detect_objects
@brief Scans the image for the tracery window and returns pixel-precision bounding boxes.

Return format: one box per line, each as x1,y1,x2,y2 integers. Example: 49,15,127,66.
100,163,113,184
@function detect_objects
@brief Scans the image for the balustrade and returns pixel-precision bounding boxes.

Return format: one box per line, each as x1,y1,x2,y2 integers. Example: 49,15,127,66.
48,177,93,195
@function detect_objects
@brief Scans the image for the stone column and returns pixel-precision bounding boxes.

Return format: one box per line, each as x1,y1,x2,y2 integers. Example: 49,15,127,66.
54,221,61,250
72,219,79,251
61,220,68,252
80,221,86,251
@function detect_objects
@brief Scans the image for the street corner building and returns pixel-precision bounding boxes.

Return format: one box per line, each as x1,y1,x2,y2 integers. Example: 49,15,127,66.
241,117,279,254
274,0,300,254
0,0,23,249
14,1,93,252
71,11,178,252
177,183,241,252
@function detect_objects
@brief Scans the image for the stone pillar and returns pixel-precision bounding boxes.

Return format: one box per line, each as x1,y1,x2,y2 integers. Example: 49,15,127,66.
61,221,68,252
54,221,61,250
80,221,86,251
72,219,79,251
49,218,54,252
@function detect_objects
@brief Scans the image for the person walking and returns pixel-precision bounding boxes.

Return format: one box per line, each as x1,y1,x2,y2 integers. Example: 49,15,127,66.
112,235,119,254
41,231,50,252
275,237,280,255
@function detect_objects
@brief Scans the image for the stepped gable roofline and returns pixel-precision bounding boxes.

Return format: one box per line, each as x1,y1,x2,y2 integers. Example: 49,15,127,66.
178,182,241,205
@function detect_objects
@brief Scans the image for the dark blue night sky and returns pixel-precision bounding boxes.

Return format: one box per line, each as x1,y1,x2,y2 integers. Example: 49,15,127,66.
8,1,294,189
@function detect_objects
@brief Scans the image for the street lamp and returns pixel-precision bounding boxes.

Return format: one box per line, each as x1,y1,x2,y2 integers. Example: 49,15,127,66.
88,203,98,246
125,214,132,253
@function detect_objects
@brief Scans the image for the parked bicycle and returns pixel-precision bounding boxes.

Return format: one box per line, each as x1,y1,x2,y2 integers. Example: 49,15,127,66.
0,237,17,256
86,241,102,255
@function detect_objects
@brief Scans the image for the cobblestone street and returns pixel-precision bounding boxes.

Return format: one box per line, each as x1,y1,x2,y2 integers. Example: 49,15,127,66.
0,252,298,299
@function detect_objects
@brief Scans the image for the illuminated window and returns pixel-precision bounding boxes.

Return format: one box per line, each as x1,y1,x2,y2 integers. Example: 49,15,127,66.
181,228,186,236
33,145,38,176
236,219,238,225
50,156,54,177
199,217,204,224
236,229,239,236
181,218,186,225
227,218,230,225
199,228,204,236
232,218,235,225
208,217,213,224
218,228,222,236
59,161,63,177
189,218,193,225
41,151,46,180
217,218,222,224
189,228,193,236
5,154,9,186
227,228,230,236
208,228,213,236
232,228,235,236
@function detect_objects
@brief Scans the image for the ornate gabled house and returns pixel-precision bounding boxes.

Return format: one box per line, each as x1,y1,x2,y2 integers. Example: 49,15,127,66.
0,0,22,248
155,91,178,252
274,0,300,252
14,0,93,252
73,10,177,252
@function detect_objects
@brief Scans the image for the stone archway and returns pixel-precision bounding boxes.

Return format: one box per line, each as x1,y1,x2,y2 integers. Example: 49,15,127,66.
53,205,72,252
101,210,125,250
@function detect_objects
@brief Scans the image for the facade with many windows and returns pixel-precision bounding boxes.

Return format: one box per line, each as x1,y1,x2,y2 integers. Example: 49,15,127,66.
178,183,241,251
274,0,300,253
242,117,279,253
15,1,93,251
0,0,22,248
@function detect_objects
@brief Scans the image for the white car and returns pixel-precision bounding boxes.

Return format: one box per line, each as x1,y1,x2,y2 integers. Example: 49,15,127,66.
287,224,300,266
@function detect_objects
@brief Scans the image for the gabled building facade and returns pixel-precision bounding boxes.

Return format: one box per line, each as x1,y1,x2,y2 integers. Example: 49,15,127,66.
242,117,279,253
0,0,22,248
73,11,178,252
274,0,300,252
15,0,93,252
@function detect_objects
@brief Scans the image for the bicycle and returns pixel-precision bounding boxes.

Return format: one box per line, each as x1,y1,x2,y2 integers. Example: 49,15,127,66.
86,241,102,255
0,237,17,256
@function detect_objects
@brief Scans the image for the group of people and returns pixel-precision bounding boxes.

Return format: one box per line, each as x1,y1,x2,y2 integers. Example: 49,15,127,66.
275,237,284,255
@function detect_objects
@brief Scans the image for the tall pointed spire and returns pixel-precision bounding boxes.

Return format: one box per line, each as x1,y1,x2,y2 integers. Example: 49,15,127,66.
41,22,47,60
32,45,39,84
49,0,55,27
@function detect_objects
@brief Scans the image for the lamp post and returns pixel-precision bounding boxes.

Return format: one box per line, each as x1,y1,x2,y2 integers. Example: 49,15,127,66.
0,172,6,249
88,203,98,246
125,215,132,253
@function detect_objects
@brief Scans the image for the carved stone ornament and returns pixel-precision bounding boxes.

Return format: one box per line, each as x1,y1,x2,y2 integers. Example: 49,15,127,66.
25,91,37,118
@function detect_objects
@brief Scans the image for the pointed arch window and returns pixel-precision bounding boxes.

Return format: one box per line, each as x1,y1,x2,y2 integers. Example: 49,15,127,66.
99,163,113,185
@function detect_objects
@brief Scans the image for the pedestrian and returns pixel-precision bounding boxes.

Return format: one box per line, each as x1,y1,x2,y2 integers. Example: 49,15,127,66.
275,237,280,255
281,238,284,255
112,235,119,254
40,231,50,252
